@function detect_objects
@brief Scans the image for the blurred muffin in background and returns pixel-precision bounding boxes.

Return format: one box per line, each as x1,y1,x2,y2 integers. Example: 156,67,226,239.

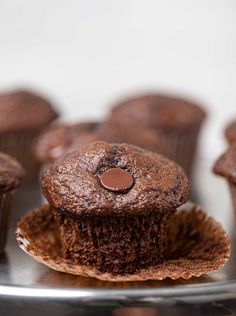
34,120,160,164
225,120,236,145
0,152,24,254
108,93,206,175
213,144,236,216
0,89,58,180
34,121,105,164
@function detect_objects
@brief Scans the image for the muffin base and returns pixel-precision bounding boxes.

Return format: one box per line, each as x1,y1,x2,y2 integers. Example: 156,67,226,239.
0,192,12,254
53,210,170,274
0,130,41,180
16,204,230,282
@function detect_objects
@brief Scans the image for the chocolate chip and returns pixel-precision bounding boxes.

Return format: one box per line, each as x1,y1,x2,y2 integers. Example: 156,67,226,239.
99,167,134,192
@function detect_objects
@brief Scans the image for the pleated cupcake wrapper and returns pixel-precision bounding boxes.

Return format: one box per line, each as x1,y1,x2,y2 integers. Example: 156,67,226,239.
156,126,200,176
0,130,41,180
53,210,169,273
0,192,13,254
39,164,50,203
16,203,230,282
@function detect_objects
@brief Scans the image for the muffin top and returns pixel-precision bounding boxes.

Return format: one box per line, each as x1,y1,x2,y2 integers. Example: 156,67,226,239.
34,121,114,163
225,120,236,144
42,141,190,216
110,93,206,131
213,145,236,183
0,89,58,133
34,121,161,163
0,152,25,192
108,121,160,153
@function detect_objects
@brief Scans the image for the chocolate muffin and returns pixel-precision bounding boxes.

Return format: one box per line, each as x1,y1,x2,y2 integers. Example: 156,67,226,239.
213,144,236,213
41,141,190,275
34,121,160,164
0,89,58,179
109,93,206,175
0,152,24,253
225,120,236,145
34,121,105,163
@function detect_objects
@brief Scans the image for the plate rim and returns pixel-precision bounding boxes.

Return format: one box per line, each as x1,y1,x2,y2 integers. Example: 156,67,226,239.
1,280,236,300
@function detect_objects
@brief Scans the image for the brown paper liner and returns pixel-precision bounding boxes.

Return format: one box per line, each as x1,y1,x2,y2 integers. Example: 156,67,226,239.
53,209,169,274
0,130,41,180
0,192,12,254
156,126,200,176
16,204,230,282
229,182,236,215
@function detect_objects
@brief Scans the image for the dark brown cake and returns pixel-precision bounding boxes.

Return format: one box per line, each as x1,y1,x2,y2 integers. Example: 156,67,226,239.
16,203,231,281
0,89,58,179
213,145,236,212
109,93,206,175
34,121,107,163
42,141,190,275
0,90,58,132
225,120,236,145
34,121,160,164
213,145,236,183
0,152,24,253
0,153,24,192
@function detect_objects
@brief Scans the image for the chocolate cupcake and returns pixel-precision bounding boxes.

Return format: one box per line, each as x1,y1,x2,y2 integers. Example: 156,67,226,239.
17,142,230,281
34,121,105,164
34,121,160,164
41,142,190,274
213,144,236,214
225,120,236,145
109,93,206,175
0,89,58,179
0,152,24,253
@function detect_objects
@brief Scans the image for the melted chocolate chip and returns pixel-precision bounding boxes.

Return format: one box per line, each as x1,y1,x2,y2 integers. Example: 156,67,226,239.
99,167,134,192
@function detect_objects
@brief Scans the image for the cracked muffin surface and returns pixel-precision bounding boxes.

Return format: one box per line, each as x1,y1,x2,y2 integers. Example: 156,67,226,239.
42,141,190,216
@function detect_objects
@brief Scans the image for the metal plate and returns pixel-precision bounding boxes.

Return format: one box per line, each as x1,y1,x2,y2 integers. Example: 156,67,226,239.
1,157,236,315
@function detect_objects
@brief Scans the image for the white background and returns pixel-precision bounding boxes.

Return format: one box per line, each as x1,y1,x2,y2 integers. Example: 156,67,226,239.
0,0,236,158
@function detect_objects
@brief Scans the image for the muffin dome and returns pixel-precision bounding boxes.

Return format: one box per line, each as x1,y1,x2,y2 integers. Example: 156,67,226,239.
42,141,190,216
225,120,236,144
0,89,58,132
34,121,108,163
35,121,161,163
213,144,236,183
0,152,24,192
110,94,206,131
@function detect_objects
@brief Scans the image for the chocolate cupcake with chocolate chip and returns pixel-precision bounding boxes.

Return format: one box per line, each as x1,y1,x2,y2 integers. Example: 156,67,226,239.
42,142,190,274
213,144,236,215
109,93,206,175
0,152,24,253
17,142,230,281
0,89,58,180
